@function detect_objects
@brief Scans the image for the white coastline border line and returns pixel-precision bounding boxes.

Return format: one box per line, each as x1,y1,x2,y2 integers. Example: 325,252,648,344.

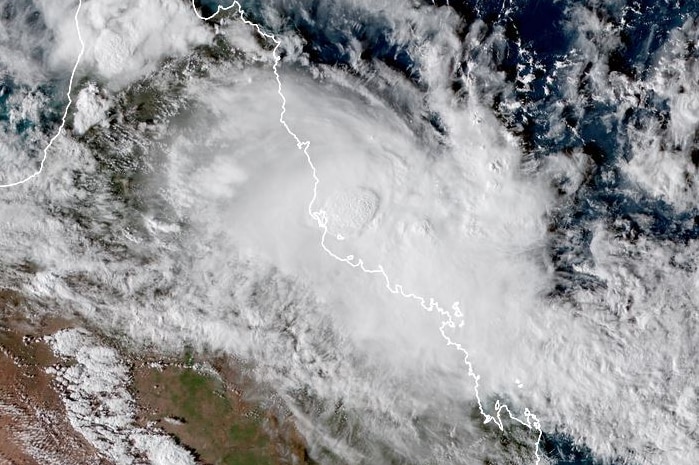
0,0,543,461
193,1,543,462
0,0,85,188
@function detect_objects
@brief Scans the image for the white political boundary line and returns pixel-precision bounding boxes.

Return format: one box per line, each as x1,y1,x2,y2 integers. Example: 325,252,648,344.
192,1,544,463
0,0,85,188
0,0,543,460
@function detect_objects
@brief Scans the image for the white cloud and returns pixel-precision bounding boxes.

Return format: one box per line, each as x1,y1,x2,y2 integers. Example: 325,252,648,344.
149,12,699,464
153,23,552,461
73,82,111,135
46,329,196,465
1,2,698,464
0,0,54,84
36,0,213,89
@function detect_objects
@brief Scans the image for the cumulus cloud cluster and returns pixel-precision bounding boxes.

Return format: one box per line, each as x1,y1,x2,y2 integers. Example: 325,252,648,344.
1,1,698,465
46,329,196,465
36,0,212,88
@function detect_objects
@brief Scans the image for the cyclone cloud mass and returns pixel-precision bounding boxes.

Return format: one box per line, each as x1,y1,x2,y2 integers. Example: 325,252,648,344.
0,1,697,465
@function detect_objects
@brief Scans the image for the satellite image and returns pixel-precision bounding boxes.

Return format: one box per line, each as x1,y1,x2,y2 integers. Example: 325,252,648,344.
0,0,697,464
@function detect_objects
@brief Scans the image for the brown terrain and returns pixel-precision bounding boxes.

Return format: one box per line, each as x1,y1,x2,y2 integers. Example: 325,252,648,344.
131,353,313,465
0,292,313,465
0,309,106,464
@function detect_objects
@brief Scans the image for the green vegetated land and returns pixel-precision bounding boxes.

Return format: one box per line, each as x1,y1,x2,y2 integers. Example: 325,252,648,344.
134,363,279,465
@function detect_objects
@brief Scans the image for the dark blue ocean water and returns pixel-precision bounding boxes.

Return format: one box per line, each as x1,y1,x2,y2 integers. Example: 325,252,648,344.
0,0,66,141
541,432,608,465
194,1,697,463
198,0,421,85
193,0,699,284
0,76,66,139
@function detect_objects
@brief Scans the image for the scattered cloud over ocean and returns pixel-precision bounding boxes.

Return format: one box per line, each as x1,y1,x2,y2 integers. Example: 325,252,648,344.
0,1,698,464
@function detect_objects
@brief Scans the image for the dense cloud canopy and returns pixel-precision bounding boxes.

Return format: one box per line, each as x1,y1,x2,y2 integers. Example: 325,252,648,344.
0,1,697,464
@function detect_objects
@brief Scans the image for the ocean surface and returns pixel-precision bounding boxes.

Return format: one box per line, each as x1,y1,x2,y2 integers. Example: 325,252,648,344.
1,0,698,464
